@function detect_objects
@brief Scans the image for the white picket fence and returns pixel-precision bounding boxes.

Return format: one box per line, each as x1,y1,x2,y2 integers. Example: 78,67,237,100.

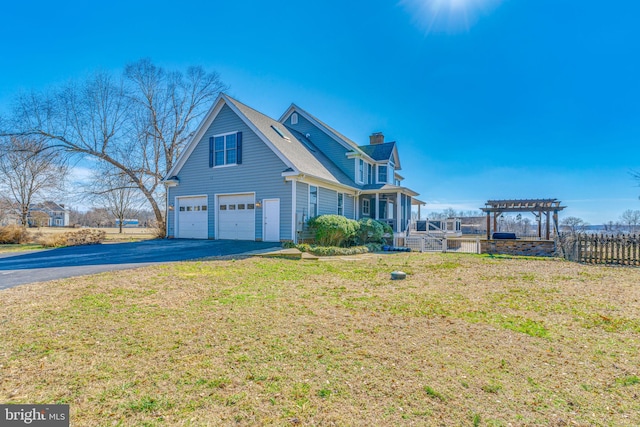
405,236,481,254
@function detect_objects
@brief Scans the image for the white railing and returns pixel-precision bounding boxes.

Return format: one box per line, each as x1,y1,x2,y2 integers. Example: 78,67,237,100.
446,238,481,253
405,235,480,254
410,220,462,237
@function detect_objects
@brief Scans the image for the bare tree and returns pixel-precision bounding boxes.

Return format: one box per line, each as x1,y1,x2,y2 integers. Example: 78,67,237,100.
0,136,67,226
620,209,640,234
560,216,589,235
6,59,227,235
87,165,144,233
83,208,112,227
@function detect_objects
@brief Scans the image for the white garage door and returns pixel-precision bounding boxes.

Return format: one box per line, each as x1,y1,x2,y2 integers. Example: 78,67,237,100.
177,196,208,239
217,194,255,240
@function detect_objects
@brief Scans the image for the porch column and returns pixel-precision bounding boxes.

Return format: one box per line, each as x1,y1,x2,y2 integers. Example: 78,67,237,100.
291,180,297,243
396,191,402,232
545,211,550,240
537,211,542,239
355,195,359,220
486,212,491,240
375,193,380,220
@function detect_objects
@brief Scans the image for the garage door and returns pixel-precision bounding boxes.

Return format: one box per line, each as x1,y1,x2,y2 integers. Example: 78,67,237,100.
217,194,255,240
177,196,208,239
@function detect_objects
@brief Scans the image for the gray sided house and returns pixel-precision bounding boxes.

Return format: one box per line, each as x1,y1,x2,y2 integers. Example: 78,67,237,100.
163,94,421,242
29,201,70,227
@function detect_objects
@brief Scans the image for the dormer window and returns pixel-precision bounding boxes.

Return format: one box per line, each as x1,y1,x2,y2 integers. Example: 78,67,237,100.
377,165,388,183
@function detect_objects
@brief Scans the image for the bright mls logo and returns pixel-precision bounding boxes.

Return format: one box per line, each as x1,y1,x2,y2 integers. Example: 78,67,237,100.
0,405,69,426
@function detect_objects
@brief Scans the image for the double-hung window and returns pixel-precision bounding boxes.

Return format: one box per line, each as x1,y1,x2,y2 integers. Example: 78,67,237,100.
337,193,344,216
377,165,388,183
210,132,242,167
309,186,318,218
362,199,370,216
358,159,364,183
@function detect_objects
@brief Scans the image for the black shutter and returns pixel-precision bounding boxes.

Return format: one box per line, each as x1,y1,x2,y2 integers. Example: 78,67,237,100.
236,132,243,164
209,137,214,167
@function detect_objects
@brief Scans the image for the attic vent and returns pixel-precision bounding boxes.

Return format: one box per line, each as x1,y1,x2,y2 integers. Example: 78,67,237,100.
291,113,299,125
271,125,290,141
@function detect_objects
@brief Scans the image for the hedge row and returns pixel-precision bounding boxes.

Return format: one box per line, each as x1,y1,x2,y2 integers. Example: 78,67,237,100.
306,215,393,247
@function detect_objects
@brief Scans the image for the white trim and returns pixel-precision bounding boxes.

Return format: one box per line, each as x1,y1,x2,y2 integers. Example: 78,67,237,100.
211,130,239,169
309,185,318,218
356,158,364,184
354,195,359,220
396,191,402,232
291,180,297,243
362,198,370,216
376,164,388,184
345,151,376,163
284,174,358,196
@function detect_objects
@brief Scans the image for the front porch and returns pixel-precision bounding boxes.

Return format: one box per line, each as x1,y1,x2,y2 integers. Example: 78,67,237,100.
358,188,424,233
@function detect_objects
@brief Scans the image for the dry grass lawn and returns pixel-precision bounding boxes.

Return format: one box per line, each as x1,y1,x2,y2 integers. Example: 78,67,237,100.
33,227,157,242
1,253,639,426
0,227,156,253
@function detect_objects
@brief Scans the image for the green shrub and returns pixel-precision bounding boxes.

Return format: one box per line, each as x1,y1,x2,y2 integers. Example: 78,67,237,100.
296,243,312,253
291,243,370,256
307,215,359,247
0,224,30,244
378,220,393,235
356,218,384,244
308,245,369,256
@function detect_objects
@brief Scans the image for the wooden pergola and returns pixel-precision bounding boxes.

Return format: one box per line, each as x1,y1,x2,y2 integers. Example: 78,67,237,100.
480,199,566,240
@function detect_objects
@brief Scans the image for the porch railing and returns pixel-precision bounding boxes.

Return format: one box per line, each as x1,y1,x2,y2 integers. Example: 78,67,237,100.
405,235,481,254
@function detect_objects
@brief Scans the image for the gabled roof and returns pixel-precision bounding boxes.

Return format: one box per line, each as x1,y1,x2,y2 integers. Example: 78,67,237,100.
31,201,66,212
359,142,395,162
165,94,357,189
358,142,402,170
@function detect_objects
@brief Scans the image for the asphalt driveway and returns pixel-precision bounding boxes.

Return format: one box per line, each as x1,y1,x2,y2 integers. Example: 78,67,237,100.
0,239,281,290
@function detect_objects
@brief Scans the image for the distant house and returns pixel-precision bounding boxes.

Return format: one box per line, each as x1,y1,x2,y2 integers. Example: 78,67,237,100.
163,94,422,242
29,201,70,227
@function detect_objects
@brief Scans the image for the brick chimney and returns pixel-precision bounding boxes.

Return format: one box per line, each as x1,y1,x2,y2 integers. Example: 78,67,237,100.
369,132,384,145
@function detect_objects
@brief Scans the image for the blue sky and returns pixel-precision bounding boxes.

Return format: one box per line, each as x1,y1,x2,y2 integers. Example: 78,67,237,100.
1,0,639,224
